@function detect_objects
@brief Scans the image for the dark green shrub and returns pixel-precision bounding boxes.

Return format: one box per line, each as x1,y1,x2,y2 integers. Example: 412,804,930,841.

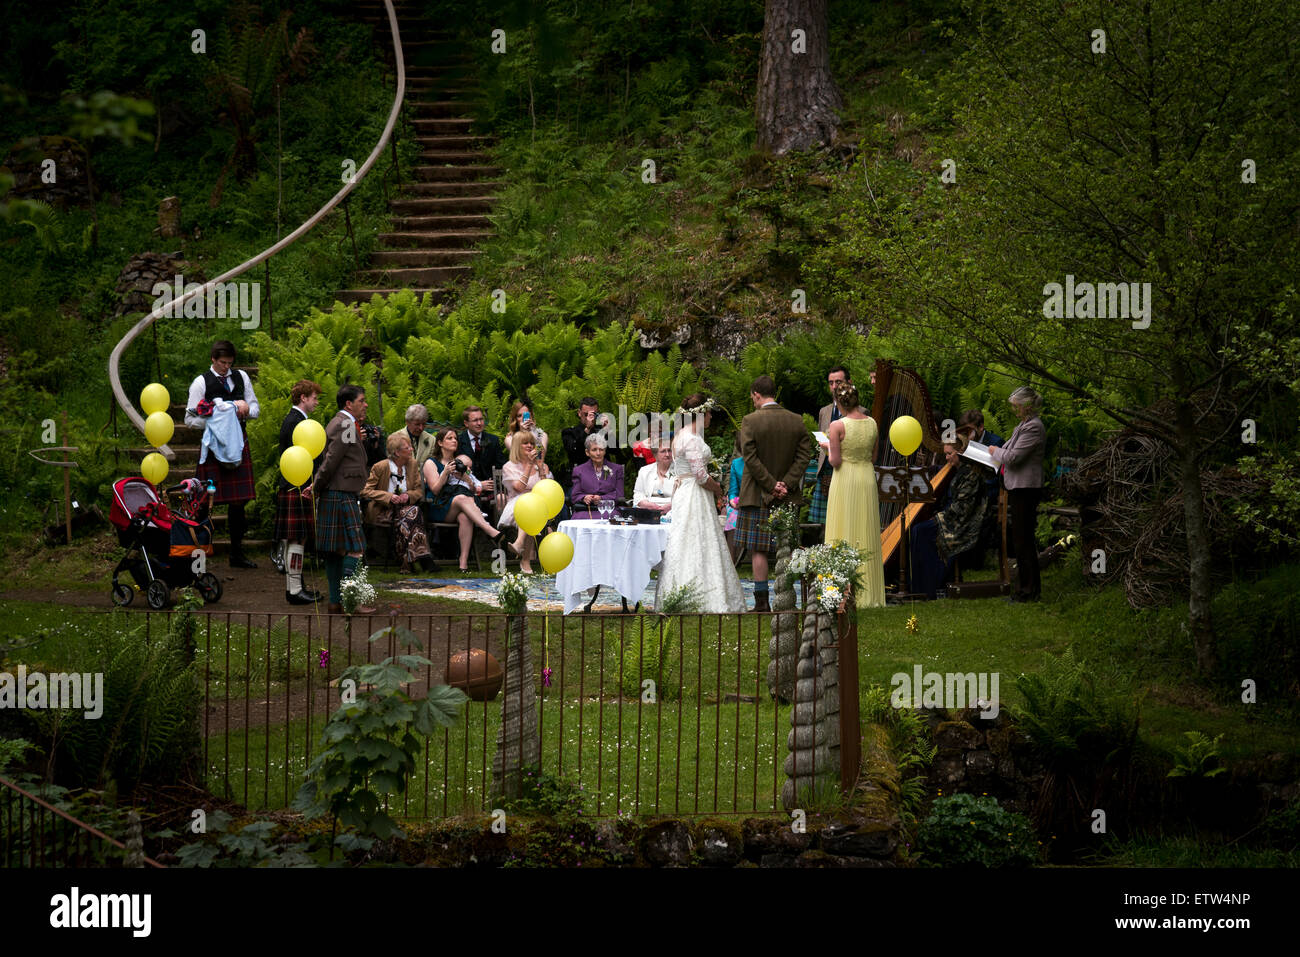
500,769,585,819
917,793,1040,867
1209,564,1300,707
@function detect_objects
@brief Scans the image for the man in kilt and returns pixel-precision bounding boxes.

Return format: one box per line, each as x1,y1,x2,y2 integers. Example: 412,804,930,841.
736,375,812,613
316,385,375,615
275,379,324,604
186,340,259,568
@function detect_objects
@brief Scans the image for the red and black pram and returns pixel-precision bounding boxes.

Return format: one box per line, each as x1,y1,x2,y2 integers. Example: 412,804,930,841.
109,476,223,609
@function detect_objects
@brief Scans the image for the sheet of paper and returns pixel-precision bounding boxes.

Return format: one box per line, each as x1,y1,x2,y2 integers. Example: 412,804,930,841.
814,431,829,447
962,439,999,471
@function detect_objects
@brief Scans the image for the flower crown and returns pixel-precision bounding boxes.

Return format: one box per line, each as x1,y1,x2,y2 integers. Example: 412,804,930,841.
674,397,720,416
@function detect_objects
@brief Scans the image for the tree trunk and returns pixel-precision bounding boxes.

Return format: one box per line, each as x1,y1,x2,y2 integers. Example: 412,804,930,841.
1173,399,1218,675
492,615,539,799
755,0,842,155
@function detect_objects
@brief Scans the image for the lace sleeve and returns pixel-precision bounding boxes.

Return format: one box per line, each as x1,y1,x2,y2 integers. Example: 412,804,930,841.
684,435,711,485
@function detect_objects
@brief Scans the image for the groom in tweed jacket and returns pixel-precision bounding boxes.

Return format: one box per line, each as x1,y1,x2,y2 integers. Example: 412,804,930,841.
735,375,813,612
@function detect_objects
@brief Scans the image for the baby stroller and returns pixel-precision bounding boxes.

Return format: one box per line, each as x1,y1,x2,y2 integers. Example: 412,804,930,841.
109,476,223,609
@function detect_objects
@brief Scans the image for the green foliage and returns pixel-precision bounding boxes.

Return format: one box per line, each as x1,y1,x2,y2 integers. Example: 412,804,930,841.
293,624,468,841
889,706,938,833
27,614,201,793
0,737,35,774
1014,649,1141,769
1205,564,1300,708
619,584,699,700
499,769,585,819
175,808,355,868
1166,732,1226,780
917,793,1040,868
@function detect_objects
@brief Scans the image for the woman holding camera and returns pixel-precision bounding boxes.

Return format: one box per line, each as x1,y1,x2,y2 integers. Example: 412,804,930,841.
422,426,507,571
504,400,549,460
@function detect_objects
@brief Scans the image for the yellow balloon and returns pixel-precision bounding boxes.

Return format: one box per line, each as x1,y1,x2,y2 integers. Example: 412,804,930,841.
141,452,168,486
534,478,565,519
140,383,170,416
538,531,574,574
292,418,326,458
513,491,548,537
144,411,175,448
889,415,923,457
280,445,313,487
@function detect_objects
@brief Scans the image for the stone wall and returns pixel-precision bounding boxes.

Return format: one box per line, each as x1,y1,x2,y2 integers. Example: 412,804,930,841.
113,252,206,317
2,136,93,208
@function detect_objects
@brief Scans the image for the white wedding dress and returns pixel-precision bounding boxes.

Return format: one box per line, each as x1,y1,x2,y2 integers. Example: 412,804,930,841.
655,430,746,613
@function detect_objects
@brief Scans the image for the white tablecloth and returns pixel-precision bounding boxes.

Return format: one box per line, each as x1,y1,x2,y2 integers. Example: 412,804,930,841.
554,519,670,614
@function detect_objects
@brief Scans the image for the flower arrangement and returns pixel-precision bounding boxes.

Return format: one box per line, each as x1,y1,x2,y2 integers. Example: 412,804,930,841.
768,503,801,553
787,540,867,612
340,564,377,615
496,572,530,616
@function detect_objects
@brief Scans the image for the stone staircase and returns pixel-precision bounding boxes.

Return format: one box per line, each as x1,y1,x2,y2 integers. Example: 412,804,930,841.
150,2,500,556
336,0,499,306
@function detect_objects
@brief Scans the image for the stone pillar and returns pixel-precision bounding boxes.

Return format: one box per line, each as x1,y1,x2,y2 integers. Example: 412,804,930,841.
158,196,182,238
492,615,539,799
781,607,840,809
766,542,798,701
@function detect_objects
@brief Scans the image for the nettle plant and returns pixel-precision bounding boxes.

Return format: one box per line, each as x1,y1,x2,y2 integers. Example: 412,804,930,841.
294,624,468,841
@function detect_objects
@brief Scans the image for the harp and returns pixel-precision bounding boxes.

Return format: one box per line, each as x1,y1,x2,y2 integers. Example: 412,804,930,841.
871,359,955,570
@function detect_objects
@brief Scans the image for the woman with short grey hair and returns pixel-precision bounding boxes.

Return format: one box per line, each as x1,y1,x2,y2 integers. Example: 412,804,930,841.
396,403,436,469
988,386,1048,602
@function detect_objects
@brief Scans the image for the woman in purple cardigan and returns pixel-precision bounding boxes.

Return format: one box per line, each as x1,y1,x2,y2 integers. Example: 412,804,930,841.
570,433,625,518
987,386,1047,602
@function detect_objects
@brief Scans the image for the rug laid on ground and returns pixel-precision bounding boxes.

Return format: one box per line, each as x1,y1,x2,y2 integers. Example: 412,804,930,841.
388,576,757,612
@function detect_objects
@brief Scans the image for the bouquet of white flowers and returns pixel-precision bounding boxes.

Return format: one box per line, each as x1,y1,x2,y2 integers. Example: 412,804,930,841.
786,540,867,612
340,563,377,615
496,572,530,616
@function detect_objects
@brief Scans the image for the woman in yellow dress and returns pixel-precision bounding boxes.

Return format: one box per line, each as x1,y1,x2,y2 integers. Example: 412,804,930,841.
823,382,886,608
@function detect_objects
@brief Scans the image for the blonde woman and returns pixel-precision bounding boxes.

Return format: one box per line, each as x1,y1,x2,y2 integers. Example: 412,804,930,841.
497,431,550,573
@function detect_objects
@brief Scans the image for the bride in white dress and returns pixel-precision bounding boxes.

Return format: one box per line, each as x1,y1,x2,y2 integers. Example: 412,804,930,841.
655,396,746,613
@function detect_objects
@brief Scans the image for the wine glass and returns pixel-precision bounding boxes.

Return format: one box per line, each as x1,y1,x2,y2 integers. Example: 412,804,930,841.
599,499,613,522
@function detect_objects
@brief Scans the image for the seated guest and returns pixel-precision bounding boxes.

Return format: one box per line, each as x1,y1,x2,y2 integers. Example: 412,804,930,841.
633,434,675,515
504,399,549,461
458,404,504,516
909,435,990,598
498,431,551,573
394,404,438,470
361,434,433,573
570,433,624,518
422,426,506,572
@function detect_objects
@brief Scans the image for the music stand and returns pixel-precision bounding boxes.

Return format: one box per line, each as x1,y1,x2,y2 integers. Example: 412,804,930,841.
877,464,937,600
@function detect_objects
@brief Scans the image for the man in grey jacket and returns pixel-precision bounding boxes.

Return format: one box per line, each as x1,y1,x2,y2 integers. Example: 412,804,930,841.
987,386,1047,602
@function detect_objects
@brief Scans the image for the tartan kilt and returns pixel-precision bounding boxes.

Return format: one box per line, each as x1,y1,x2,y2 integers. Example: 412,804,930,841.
274,487,315,543
315,490,365,553
808,478,830,524
196,422,256,504
734,504,773,553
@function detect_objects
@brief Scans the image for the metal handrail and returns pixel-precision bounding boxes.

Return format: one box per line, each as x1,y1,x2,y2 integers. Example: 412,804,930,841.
0,776,165,868
108,0,407,460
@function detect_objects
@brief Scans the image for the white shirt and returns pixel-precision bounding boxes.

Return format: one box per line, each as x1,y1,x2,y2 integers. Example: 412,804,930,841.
386,460,406,494
185,366,260,430
634,462,674,504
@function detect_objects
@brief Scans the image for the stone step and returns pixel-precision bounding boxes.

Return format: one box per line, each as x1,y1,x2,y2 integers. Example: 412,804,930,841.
412,133,490,149
368,248,481,266
392,213,495,230
408,164,503,181
407,100,470,117
390,196,497,214
377,229,494,248
355,265,472,285
417,151,492,164
403,180,503,197
406,116,473,132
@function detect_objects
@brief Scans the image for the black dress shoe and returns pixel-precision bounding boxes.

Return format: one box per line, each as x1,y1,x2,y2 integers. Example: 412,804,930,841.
286,590,320,605
230,553,258,569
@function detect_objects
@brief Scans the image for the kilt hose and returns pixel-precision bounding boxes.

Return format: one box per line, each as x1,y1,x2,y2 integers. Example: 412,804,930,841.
196,421,256,504
274,487,314,543
316,489,365,554
734,503,774,553
807,465,831,524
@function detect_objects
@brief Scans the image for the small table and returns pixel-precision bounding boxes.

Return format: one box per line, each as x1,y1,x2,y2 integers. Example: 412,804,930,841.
555,519,670,614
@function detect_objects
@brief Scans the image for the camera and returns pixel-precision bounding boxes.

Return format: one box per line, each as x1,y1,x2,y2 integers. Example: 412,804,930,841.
453,460,468,474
